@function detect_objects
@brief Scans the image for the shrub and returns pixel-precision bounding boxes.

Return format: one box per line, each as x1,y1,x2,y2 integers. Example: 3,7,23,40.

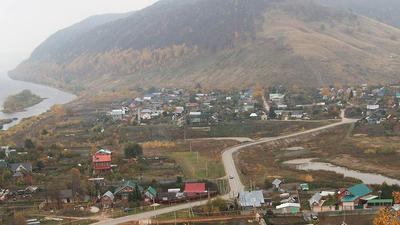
124,142,143,158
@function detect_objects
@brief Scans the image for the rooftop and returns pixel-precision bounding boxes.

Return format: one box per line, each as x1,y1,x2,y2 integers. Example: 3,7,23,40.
238,190,265,207
184,183,206,193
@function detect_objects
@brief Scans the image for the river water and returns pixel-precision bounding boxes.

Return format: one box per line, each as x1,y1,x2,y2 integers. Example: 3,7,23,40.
0,73,76,130
284,158,400,186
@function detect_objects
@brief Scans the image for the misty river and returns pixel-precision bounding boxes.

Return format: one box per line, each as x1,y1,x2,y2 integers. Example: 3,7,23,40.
0,73,76,130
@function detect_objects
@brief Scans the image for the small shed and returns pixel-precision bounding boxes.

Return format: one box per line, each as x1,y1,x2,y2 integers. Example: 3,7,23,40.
300,183,309,191
101,191,114,209
272,179,282,190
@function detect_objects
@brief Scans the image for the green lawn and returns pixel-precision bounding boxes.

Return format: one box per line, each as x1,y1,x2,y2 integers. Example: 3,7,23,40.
168,152,225,179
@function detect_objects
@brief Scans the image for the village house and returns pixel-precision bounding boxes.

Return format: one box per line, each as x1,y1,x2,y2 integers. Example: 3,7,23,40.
269,93,285,103
9,163,32,178
238,190,265,209
114,180,143,203
340,184,373,210
184,183,207,199
309,192,323,211
110,109,125,121
272,179,283,191
144,186,157,203
101,191,114,209
188,112,203,124
157,191,185,204
92,151,112,173
59,189,75,204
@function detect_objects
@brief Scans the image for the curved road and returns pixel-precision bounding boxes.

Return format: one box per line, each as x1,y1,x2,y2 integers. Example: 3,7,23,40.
223,110,357,197
93,110,357,225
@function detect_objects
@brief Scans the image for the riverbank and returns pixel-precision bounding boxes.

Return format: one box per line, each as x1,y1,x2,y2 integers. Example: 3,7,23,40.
2,89,45,113
0,74,76,130
0,118,15,130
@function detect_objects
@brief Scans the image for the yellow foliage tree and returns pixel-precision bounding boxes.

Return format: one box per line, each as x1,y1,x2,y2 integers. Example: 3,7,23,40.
393,191,400,204
304,174,314,183
253,85,264,99
373,208,400,225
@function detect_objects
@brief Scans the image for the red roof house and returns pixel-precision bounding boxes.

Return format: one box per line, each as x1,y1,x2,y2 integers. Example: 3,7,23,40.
92,153,112,172
184,183,206,198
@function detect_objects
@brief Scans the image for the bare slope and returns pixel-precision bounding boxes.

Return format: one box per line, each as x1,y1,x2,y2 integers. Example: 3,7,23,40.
10,0,400,93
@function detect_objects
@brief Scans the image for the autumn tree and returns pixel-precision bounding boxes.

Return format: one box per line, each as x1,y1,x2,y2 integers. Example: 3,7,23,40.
373,208,400,225
253,85,264,99
393,192,400,204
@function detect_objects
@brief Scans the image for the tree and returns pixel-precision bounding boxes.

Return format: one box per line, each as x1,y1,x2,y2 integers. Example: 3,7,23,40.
380,183,394,199
373,208,400,225
70,168,81,197
36,160,45,171
24,139,35,150
204,198,228,214
124,142,143,158
268,108,277,119
0,168,12,186
393,192,400,204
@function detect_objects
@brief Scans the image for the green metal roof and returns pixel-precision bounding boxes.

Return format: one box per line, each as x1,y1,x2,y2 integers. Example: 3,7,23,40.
348,184,372,198
147,186,157,196
300,183,309,190
342,184,372,202
367,199,393,204
114,180,143,195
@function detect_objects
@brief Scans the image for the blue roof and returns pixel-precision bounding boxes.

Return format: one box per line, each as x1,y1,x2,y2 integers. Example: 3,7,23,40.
343,184,372,202
238,190,265,207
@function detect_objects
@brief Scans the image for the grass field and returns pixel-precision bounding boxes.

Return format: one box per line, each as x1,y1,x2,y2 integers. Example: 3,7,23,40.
169,152,225,179
208,120,335,138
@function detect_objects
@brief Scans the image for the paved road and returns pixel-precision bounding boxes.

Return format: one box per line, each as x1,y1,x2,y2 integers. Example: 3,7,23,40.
91,199,214,225
223,110,357,196
92,110,357,225
187,137,254,143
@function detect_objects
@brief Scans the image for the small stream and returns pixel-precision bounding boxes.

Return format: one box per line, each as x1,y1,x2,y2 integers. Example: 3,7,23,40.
284,158,400,186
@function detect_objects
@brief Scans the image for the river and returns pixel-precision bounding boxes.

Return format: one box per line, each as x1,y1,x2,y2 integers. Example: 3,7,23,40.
0,73,76,130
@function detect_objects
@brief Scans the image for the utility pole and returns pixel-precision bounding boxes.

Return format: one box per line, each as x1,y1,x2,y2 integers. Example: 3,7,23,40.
205,161,208,178
174,211,177,225
137,108,141,125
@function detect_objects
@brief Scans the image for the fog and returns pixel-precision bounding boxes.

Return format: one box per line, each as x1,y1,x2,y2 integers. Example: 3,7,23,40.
0,0,158,72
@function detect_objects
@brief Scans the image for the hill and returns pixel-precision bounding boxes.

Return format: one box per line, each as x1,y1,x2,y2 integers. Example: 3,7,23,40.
319,0,400,28
10,0,400,93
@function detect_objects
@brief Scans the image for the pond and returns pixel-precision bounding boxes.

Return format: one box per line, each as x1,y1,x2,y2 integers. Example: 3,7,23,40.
284,158,400,186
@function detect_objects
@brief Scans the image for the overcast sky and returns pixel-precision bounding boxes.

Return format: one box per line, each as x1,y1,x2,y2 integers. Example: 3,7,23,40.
0,0,158,72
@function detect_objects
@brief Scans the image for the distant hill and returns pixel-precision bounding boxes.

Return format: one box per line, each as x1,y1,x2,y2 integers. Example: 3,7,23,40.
319,0,400,28
10,0,400,93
